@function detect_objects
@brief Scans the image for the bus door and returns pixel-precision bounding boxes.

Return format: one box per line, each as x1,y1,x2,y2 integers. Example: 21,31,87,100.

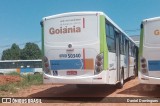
115,31,121,81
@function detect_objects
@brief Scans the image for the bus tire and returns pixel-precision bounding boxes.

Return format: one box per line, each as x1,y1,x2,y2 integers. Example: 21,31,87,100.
0,73,4,75
117,70,124,89
34,72,40,75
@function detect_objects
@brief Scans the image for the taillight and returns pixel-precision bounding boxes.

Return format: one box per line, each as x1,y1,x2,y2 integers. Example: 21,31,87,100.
95,53,103,74
140,57,148,74
44,56,48,62
141,64,146,68
141,58,146,63
43,56,51,74
142,69,147,73
45,62,49,67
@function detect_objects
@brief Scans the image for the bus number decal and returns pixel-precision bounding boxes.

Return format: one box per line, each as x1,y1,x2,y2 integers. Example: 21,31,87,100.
59,54,81,58
68,54,81,58
59,54,67,58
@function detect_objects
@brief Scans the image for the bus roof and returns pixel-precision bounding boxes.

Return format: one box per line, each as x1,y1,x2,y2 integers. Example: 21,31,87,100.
102,13,135,44
142,17,160,23
42,11,136,45
42,11,101,20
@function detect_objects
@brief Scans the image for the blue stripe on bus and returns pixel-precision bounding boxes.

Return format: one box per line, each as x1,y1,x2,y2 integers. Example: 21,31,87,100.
20,68,34,73
50,59,83,70
148,60,160,71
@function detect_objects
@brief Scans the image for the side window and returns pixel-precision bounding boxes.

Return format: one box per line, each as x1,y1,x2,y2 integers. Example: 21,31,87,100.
27,61,34,68
106,22,116,53
120,34,125,55
134,46,137,57
131,43,133,57
125,39,128,55
107,38,116,53
106,24,110,36
9,62,17,68
129,41,133,56
129,41,131,56
109,26,114,38
131,44,136,57
34,61,42,68
0,62,7,69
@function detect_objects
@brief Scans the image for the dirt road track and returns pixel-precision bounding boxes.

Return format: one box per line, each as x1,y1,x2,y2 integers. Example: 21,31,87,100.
1,77,160,106
9,77,160,97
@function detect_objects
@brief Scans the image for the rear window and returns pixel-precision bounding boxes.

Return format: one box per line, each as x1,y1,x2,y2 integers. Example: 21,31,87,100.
44,15,98,43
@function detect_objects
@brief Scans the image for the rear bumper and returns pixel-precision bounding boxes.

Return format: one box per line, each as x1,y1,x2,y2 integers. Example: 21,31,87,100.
43,71,108,84
138,71,160,84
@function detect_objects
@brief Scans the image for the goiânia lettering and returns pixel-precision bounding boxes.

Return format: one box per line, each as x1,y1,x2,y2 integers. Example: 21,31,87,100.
49,26,81,35
154,29,160,35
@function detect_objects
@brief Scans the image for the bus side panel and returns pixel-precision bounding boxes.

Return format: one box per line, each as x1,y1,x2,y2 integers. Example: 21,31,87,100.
100,15,108,70
108,52,117,84
99,15,109,84
129,57,135,77
0,69,17,75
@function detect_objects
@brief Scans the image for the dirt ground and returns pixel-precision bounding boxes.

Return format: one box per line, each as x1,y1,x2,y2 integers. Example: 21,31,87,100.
0,75,20,85
1,77,160,106
7,77,160,98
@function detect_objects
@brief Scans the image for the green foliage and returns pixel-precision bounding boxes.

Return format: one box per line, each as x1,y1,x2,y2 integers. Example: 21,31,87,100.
20,43,41,60
1,43,21,60
1,42,42,60
6,72,20,76
1,49,12,60
22,74,43,85
0,83,17,93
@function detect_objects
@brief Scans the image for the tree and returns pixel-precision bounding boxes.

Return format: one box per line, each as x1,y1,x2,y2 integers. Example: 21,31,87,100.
1,42,41,60
1,43,20,60
10,43,21,59
1,49,12,60
20,42,41,60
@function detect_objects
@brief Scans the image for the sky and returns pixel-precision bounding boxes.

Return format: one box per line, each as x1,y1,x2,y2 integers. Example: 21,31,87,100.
0,0,160,57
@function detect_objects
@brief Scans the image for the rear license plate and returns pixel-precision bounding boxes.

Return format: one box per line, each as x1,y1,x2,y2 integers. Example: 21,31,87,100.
67,71,77,75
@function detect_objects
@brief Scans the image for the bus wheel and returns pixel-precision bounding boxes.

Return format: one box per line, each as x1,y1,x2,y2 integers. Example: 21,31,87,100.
0,73,4,75
34,72,40,75
117,70,124,89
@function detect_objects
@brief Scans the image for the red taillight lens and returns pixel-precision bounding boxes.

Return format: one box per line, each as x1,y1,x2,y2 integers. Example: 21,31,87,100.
96,61,102,66
96,66,103,73
43,56,51,74
95,53,103,74
141,58,146,63
96,54,103,61
140,57,148,74
142,69,147,73
141,64,146,68
45,63,49,68
43,56,48,62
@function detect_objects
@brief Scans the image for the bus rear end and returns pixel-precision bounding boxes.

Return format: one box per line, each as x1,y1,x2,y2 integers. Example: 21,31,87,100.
139,17,160,84
41,12,107,84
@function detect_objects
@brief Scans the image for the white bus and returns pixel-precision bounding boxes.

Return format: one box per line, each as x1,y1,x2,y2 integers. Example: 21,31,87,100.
139,17,160,84
0,60,42,75
41,12,138,88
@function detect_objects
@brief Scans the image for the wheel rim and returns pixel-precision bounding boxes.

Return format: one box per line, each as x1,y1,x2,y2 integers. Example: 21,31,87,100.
120,73,124,85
